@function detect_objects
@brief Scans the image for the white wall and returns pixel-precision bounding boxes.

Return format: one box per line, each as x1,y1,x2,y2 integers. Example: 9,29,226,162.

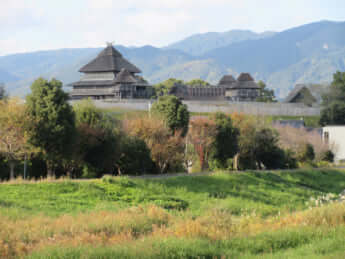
323,126,345,161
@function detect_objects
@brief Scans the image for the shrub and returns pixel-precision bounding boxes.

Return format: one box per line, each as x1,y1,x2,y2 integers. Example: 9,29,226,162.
321,150,335,163
124,117,185,174
297,143,315,163
115,136,155,175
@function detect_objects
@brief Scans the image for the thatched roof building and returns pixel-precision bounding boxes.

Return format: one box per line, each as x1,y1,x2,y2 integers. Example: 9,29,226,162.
284,83,329,107
69,44,152,100
79,45,141,73
225,73,260,101
218,75,236,88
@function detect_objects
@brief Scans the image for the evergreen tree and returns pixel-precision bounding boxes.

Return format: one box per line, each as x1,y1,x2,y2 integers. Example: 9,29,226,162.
320,71,345,126
26,78,76,177
151,95,190,137
210,112,239,168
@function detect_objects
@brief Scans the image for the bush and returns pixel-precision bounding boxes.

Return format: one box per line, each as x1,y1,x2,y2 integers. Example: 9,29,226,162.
115,136,155,175
297,143,315,163
321,150,335,163
283,149,298,169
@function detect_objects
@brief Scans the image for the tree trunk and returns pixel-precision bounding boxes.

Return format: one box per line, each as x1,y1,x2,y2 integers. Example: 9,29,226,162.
234,154,239,170
9,162,15,180
46,160,55,178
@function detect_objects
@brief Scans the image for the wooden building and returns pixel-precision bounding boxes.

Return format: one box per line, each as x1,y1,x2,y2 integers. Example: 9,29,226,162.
171,75,236,100
284,84,328,107
225,73,260,101
69,44,153,100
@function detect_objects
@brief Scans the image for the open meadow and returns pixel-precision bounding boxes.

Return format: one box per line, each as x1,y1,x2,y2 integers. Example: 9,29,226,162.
0,169,345,258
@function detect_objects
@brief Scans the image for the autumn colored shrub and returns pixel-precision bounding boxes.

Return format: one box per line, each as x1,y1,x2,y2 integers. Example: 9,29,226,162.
124,116,185,173
187,116,217,171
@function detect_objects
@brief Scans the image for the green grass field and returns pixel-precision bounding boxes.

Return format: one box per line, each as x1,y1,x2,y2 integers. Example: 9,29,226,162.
1,169,344,258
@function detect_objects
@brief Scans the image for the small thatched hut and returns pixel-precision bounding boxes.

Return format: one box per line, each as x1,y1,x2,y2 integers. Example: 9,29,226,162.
225,73,260,101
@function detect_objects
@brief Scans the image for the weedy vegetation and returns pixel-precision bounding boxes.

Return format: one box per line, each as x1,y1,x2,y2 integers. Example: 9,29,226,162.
0,169,345,258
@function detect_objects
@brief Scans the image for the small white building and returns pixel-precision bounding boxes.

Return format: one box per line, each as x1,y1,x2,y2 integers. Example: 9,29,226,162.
322,126,345,162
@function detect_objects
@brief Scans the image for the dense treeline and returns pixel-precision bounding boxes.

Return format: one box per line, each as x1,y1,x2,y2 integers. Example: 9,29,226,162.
0,76,337,180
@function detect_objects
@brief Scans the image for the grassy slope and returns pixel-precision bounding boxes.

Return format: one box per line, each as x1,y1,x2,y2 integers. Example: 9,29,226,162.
1,169,344,258
1,169,345,218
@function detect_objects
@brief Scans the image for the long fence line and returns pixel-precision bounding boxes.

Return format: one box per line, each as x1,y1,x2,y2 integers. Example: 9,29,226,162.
91,99,320,116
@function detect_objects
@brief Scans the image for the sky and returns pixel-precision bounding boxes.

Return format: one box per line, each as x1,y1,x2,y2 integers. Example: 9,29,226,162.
1,0,345,56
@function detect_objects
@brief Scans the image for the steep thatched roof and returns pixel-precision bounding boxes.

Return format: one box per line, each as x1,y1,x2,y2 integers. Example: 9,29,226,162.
284,84,329,104
79,45,141,73
237,73,254,82
114,68,138,84
229,73,260,89
218,75,236,87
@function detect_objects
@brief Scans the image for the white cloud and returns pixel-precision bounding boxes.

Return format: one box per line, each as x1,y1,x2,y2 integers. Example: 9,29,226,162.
0,0,344,55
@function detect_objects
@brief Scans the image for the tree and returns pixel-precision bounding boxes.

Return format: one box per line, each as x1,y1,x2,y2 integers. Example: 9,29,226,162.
26,78,76,177
253,128,286,169
256,81,277,102
210,112,239,168
151,95,190,137
188,117,217,171
72,99,119,177
0,84,7,100
115,135,155,175
319,71,345,126
125,117,184,174
0,98,33,179
186,79,210,87
232,114,286,169
153,78,185,97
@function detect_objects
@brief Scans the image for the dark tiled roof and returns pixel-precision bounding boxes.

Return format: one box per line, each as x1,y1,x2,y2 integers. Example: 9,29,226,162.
274,119,305,128
218,75,236,87
229,73,259,89
114,68,138,84
79,45,141,73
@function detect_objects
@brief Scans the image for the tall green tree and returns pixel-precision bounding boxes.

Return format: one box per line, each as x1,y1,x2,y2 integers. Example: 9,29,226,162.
151,95,190,137
210,112,239,168
256,81,277,102
26,78,76,177
320,71,345,126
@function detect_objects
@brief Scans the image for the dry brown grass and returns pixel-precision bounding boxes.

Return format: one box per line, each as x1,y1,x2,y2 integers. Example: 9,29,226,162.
1,202,344,258
0,205,171,258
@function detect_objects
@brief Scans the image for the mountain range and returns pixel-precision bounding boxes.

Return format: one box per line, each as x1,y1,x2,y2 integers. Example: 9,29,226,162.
0,20,344,98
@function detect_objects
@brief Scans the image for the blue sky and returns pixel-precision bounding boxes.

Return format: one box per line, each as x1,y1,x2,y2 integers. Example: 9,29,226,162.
1,0,345,56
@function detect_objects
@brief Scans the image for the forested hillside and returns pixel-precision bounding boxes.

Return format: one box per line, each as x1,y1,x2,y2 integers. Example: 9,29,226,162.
0,20,344,98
